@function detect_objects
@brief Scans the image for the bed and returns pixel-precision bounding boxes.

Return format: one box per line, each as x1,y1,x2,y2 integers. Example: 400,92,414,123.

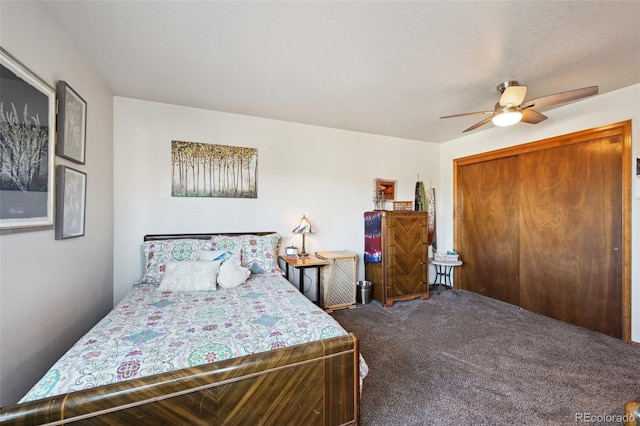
0,232,364,425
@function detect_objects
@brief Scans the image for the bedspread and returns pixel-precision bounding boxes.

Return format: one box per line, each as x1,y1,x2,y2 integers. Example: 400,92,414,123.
21,274,360,402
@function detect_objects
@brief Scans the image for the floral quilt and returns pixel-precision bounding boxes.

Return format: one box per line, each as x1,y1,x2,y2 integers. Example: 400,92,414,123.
20,274,354,402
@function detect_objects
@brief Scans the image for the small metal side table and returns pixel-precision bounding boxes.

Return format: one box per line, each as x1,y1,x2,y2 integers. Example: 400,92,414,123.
278,255,329,303
429,259,463,294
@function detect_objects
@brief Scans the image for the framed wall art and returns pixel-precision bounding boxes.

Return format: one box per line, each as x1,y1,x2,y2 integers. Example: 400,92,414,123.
55,165,86,240
0,47,56,230
171,140,258,198
377,179,396,200
56,80,86,164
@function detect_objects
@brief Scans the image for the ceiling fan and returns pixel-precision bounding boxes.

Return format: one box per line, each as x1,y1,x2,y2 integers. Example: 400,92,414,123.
440,81,598,133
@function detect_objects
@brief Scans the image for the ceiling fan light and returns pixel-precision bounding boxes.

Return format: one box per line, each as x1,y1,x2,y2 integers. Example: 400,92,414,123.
492,106,523,127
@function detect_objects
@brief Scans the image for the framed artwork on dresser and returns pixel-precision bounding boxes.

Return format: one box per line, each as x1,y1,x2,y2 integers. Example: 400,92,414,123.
377,179,396,200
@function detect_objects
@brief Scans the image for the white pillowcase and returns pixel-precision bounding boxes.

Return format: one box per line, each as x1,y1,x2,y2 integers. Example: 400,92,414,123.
159,261,219,291
217,258,250,289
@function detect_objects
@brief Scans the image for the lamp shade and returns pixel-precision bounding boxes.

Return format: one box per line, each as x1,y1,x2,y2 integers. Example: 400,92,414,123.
492,105,523,127
292,215,314,257
292,215,315,234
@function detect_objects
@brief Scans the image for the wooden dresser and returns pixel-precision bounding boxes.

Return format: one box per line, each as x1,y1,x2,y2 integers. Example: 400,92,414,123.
364,211,430,307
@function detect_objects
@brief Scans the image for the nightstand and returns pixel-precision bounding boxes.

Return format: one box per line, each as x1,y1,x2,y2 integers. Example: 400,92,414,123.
278,255,329,303
429,259,463,294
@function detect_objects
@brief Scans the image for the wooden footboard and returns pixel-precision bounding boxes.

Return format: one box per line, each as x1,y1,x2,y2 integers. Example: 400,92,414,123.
0,333,360,425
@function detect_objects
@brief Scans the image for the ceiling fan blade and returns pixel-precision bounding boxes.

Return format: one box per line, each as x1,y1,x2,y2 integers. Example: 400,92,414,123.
520,109,547,124
499,85,527,106
440,111,492,119
463,116,493,132
521,86,598,110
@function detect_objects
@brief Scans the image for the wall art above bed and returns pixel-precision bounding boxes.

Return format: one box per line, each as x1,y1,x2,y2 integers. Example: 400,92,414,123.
171,140,257,198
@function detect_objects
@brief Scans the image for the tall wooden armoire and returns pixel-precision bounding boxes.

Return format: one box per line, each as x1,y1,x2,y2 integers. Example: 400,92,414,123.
364,211,430,307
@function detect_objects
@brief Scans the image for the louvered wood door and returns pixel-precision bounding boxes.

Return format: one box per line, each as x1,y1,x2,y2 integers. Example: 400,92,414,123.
385,212,429,299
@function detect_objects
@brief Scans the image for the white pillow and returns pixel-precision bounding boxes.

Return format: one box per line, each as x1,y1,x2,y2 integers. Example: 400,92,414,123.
142,239,214,285
217,258,250,289
159,261,219,291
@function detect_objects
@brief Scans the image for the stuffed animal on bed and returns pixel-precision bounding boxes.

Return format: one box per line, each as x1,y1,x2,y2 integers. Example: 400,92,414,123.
217,257,251,288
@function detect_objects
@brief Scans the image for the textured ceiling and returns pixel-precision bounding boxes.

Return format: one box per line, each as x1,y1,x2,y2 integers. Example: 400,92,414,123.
41,1,640,143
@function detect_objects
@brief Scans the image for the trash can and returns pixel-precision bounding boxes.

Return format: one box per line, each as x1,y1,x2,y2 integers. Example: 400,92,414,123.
357,281,373,304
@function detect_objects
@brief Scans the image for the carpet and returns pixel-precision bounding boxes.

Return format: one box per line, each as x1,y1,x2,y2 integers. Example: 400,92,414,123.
330,290,640,426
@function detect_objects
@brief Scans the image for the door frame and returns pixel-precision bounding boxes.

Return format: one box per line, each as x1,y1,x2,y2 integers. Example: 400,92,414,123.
453,121,632,342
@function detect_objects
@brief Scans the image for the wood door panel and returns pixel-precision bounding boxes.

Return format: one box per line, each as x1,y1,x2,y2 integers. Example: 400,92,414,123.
519,136,622,337
454,122,630,340
458,156,520,305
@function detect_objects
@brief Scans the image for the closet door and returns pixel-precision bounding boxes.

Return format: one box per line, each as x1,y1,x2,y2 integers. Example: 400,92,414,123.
458,156,520,305
518,136,623,338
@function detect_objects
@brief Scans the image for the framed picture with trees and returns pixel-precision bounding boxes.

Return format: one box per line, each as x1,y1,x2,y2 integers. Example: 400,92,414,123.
171,140,257,198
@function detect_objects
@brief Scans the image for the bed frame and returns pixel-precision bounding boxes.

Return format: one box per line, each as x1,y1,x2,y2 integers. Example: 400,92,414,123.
0,233,361,425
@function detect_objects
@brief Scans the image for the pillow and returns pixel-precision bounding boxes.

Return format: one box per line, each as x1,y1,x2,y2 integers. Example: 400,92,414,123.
143,239,213,285
197,249,239,262
217,258,250,288
158,261,218,291
211,233,280,274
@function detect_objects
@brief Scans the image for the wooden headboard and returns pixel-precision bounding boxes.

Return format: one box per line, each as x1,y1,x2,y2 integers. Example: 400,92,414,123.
144,232,277,241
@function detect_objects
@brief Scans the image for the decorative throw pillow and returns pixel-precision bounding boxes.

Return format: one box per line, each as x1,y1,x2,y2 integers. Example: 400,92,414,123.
197,249,240,262
211,233,280,274
143,239,213,285
158,261,218,291
217,258,250,288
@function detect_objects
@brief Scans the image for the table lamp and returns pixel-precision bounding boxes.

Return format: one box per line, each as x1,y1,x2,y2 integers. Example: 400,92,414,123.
292,215,315,257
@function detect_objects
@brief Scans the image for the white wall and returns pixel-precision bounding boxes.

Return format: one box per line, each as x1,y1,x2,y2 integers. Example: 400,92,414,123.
437,84,640,343
0,2,114,405
113,97,439,304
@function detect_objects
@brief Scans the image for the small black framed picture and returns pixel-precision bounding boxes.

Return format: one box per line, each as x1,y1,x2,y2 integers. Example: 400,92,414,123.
56,81,87,164
55,165,86,240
